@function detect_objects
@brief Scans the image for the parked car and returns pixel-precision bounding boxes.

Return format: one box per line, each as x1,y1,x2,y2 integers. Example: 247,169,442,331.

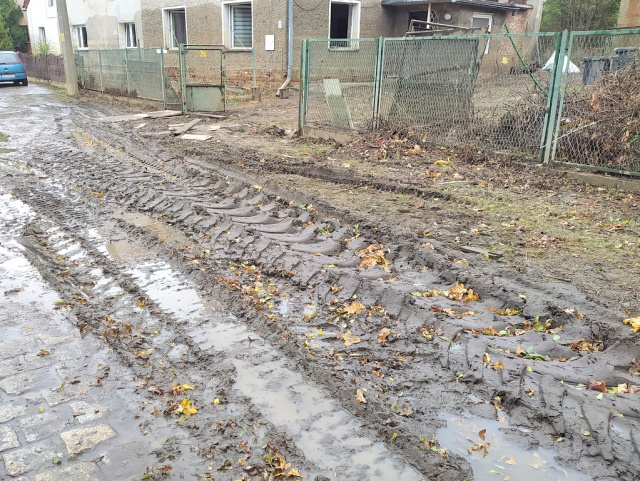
0,51,28,86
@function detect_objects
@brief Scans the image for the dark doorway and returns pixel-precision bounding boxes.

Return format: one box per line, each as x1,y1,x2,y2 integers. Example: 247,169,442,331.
330,3,351,39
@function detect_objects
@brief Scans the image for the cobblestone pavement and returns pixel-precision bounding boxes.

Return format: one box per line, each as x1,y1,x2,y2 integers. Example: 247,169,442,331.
0,186,209,480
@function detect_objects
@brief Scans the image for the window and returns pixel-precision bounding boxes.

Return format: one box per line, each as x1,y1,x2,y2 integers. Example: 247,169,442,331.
74,25,88,49
124,22,137,48
329,1,360,49
38,27,46,44
472,14,492,54
48,0,53,6
164,8,187,49
223,2,252,49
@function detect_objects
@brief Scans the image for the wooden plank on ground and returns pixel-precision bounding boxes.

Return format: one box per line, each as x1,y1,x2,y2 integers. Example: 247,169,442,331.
173,118,202,136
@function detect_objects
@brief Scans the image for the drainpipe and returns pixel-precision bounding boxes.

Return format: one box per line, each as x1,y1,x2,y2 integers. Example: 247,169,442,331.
276,0,293,97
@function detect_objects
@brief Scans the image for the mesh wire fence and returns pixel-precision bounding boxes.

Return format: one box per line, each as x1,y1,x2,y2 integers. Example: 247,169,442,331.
77,48,179,104
551,30,640,174
183,48,224,85
301,34,561,159
303,39,379,132
20,54,66,83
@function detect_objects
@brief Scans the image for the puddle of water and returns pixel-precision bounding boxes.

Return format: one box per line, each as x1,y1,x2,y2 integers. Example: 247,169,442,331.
233,356,424,480
115,210,189,248
105,240,155,263
437,412,591,481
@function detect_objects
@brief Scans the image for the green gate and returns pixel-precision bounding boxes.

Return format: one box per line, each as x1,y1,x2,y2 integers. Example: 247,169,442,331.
179,44,226,113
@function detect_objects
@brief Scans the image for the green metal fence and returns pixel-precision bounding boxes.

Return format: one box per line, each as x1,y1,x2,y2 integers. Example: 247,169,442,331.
300,33,563,160
300,30,640,177
550,29,640,176
77,48,180,107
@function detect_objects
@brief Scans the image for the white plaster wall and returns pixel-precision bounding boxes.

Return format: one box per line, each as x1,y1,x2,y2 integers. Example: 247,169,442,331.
26,0,143,53
27,0,61,54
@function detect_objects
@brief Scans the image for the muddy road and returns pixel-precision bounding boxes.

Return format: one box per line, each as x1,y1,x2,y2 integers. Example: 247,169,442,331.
0,83,638,481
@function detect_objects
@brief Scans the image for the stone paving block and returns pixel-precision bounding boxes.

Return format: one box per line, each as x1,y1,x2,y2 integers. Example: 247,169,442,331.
60,424,117,455
0,425,20,452
0,357,20,380
19,412,68,443
68,401,107,425
1,440,63,477
41,383,85,407
0,336,36,360
35,461,102,481
0,403,27,423
37,333,74,347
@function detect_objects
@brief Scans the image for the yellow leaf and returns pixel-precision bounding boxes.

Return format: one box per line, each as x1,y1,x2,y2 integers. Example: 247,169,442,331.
391,432,398,441
623,317,640,332
213,398,220,405
505,458,516,465
182,384,194,390
39,406,44,413
526,365,533,372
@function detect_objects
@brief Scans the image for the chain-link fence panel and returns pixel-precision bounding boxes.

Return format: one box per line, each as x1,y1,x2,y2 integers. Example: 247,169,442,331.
551,30,640,175
183,48,224,85
77,49,172,104
303,39,379,132
300,33,561,159
379,34,559,158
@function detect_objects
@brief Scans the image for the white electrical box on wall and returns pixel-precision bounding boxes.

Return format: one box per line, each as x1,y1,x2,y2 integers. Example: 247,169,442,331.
265,35,275,51
278,20,283,29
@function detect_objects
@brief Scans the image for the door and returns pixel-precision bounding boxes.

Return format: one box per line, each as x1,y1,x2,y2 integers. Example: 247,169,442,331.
179,45,226,113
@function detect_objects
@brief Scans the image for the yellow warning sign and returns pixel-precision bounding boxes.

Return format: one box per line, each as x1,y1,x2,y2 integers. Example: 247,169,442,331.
200,50,207,58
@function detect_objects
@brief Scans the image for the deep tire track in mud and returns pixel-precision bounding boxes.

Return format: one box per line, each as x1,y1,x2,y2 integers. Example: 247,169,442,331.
2,94,639,480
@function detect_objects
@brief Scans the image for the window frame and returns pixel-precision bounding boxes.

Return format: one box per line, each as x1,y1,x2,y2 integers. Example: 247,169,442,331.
222,1,253,51
74,25,88,50
48,0,53,7
328,0,361,50
38,27,46,44
124,22,137,48
471,13,492,54
163,6,187,50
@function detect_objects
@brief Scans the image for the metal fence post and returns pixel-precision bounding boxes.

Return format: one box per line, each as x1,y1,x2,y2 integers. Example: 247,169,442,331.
160,49,166,109
548,30,574,165
303,40,310,128
297,39,306,132
124,48,130,96
98,50,104,92
179,44,186,114
371,37,384,130
542,29,568,164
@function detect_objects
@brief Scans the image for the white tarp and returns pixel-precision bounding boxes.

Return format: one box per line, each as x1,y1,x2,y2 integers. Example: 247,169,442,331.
543,51,580,73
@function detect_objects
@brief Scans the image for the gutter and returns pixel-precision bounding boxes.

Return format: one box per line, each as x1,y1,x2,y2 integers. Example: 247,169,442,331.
277,0,293,97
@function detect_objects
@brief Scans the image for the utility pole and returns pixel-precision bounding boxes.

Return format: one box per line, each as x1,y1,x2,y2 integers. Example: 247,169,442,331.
55,0,78,96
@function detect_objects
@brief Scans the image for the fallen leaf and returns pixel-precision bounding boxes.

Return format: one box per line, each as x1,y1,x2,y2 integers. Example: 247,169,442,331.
586,380,607,393
355,389,367,404
341,301,366,316
505,458,516,465
37,349,50,357
378,328,391,343
623,317,640,332
478,429,486,441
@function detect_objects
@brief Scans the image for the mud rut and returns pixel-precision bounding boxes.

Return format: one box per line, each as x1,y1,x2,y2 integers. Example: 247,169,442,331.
2,97,639,481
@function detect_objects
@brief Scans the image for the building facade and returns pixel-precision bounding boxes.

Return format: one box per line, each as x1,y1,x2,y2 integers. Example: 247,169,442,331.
26,0,142,54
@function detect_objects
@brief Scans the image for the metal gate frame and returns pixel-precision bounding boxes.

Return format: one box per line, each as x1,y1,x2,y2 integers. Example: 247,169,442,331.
179,44,226,114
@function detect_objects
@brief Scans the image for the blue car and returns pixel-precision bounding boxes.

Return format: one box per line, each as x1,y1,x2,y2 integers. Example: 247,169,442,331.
0,51,28,86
